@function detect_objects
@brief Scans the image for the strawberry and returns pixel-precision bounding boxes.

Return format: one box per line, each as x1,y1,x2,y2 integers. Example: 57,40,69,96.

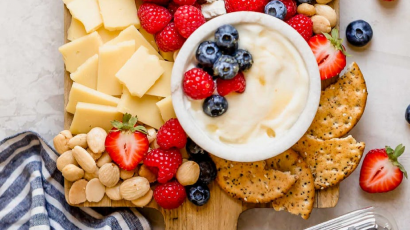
308,29,347,80
183,68,215,100
173,0,196,5
278,0,297,21
225,0,270,13
286,14,313,42
142,0,171,5
155,23,186,52
105,114,149,171
216,72,246,96
157,118,187,149
174,5,206,38
138,3,172,34
144,148,183,183
153,181,186,209
360,145,408,193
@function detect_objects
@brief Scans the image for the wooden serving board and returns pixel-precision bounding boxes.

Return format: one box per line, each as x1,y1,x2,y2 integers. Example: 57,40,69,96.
63,1,340,229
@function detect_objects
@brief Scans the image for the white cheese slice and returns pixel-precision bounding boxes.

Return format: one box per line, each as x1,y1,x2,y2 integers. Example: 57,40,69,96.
139,27,158,52
63,0,75,5
159,50,174,62
97,27,121,43
70,54,99,89
67,18,87,41
98,0,140,31
67,0,103,33
156,96,177,123
146,61,173,97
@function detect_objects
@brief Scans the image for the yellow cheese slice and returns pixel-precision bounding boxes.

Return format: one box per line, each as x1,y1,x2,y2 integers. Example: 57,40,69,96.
66,82,120,114
104,26,163,60
67,0,103,33
156,96,177,123
146,61,173,97
70,54,99,89
97,27,121,43
63,0,75,5
117,88,164,129
139,28,158,52
67,18,87,41
159,50,174,62
116,46,164,97
98,0,140,31
97,40,136,95
59,32,103,73
70,102,123,134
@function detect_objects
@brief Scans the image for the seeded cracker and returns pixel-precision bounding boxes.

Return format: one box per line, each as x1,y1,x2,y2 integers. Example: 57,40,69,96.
266,149,315,219
293,135,365,190
307,62,367,140
210,155,297,203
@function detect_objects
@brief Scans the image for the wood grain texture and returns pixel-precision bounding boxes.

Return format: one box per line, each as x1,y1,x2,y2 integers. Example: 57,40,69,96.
63,1,340,229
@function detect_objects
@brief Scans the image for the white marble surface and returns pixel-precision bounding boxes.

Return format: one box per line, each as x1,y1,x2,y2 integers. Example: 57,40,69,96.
1,0,409,229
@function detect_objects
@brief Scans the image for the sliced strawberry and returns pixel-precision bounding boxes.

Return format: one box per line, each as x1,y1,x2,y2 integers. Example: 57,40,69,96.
359,145,407,193
105,114,149,171
308,29,347,80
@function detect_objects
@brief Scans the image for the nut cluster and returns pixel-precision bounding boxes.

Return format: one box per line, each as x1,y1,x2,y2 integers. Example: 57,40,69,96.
297,3,337,34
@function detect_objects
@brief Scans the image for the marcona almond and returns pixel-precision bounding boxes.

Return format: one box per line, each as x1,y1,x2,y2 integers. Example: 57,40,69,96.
69,179,87,204
147,128,157,143
97,152,112,167
87,148,103,161
53,130,72,154
316,0,332,4
315,4,337,27
120,177,150,200
99,163,120,187
138,165,157,183
87,127,107,154
176,161,200,186
312,15,331,34
72,146,97,173
68,134,88,149
106,182,122,200
150,139,160,149
57,150,78,171
297,3,316,16
86,178,106,202
84,167,99,181
120,169,134,180
131,189,153,207
62,164,84,181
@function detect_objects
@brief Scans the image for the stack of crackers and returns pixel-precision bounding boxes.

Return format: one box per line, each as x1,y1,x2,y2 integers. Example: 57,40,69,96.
210,62,367,219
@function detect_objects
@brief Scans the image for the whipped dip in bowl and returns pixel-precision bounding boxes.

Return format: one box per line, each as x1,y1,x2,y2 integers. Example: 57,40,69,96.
171,12,320,162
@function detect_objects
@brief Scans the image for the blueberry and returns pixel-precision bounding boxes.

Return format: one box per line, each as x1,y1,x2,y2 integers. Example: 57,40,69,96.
198,161,217,185
196,41,222,67
197,63,215,77
264,1,287,20
186,137,210,161
213,55,239,80
214,25,239,54
203,95,228,117
186,183,210,206
296,0,313,4
346,20,373,47
406,104,410,124
234,49,253,71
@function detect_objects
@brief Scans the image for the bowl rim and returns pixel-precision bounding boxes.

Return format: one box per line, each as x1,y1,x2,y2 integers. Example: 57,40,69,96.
171,12,320,162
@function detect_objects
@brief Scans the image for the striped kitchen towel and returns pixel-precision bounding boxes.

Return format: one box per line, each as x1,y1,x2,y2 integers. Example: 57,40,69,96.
0,132,151,230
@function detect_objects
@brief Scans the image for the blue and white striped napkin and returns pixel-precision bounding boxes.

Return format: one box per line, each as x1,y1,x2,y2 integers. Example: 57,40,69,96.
0,132,151,230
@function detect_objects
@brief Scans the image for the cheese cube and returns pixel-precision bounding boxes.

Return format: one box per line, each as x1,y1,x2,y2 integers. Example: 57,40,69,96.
67,0,103,33
66,82,120,114
104,26,163,60
67,18,87,41
70,54,99,89
70,102,123,134
159,50,174,62
98,0,140,31
97,40,136,95
117,88,164,129
139,28,158,52
156,96,177,122
116,46,164,97
97,27,121,43
146,61,173,97
59,32,103,73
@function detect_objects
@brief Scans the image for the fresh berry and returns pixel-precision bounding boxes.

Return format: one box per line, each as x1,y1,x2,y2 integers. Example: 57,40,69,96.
168,1,180,16
174,5,206,38
216,72,246,96
157,118,187,149
278,0,297,21
144,148,183,183
234,49,253,71
308,29,347,80
225,0,270,13
264,0,287,20
213,55,239,80
138,3,172,34
142,0,171,6
214,25,239,54
198,160,217,184
346,20,373,47
406,105,410,124
286,14,312,41
193,2,202,10
183,68,215,99
296,0,313,4
360,145,407,193
203,95,228,117
153,181,186,209
105,114,149,171
186,183,210,206
186,137,209,161
155,23,186,52
173,0,196,5
196,41,222,67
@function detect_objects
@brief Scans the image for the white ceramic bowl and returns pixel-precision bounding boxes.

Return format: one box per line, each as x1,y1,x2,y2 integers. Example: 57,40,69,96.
171,12,320,162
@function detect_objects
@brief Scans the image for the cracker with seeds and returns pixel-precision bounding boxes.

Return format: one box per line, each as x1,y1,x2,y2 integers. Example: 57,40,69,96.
210,155,297,203
307,62,367,140
266,149,315,219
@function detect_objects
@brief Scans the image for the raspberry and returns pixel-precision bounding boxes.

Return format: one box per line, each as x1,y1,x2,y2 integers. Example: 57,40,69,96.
173,0,196,5
157,118,187,149
278,0,297,21
225,0,269,13
138,3,172,34
193,2,201,11
287,14,313,41
155,23,186,52
168,1,180,16
174,5,206,38
153,181,186,209
143,148,183,183
183,68,215,99
142,0,171,6
216,72,246,96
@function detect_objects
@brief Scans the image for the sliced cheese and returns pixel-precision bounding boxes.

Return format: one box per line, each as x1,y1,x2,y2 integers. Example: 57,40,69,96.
156,96,177,123
70,54,99,89
97,27,121,43
67,18,87,41
139,28,158,52
63,0,75,5
66,82,120,114
146,61,173,97
116,46,164,97
104,26,163,60
117,88,164,129
98,0,140,31
67,0,103,33
59,32,103,73
159,50,174,62
70,102,123,134
97,40,136,95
